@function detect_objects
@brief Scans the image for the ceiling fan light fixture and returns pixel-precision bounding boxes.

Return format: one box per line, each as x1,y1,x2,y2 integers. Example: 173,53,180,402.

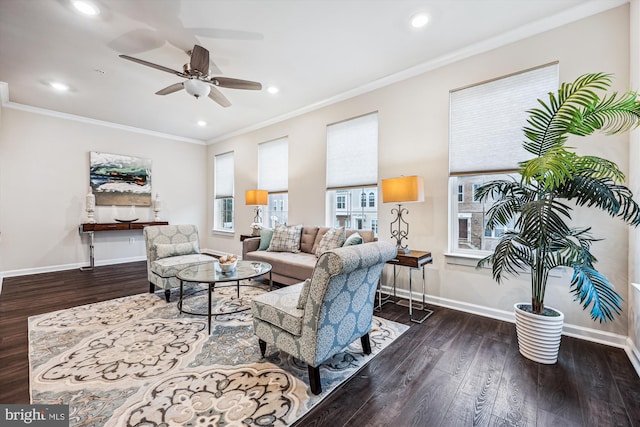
72,0,100,16
184,79,211,99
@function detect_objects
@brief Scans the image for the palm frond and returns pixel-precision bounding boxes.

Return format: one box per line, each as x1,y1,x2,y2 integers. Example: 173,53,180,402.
570,265,623,322
519,147,576,189
579,91,640,135
522,73,614,157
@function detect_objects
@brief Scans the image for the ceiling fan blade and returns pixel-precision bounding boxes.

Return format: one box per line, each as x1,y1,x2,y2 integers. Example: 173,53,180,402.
119,54,185,77
208,86,231,108
190,45,209,76
155,82,184,95
212,77,262,90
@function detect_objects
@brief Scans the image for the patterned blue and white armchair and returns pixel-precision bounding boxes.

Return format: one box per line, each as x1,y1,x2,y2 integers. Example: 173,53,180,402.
143,224,213,302
251,240,397,394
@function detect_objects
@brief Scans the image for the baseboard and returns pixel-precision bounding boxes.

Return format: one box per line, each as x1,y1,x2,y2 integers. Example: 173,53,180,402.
201,248,230,258
625,337,640,378
380,285,630,351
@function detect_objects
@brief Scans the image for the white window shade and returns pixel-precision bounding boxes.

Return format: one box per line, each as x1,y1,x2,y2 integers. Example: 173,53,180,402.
326,112,378,189
258,137,288,192
215,152,234,199
449,63,558,175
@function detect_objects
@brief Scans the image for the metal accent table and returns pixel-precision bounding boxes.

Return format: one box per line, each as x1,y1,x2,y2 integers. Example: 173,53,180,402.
176,260,272,333
379,250,433,323
78,221,168,271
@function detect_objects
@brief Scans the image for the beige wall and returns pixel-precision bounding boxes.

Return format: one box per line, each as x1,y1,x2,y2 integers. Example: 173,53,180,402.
207,5,634,336
0,108,208,273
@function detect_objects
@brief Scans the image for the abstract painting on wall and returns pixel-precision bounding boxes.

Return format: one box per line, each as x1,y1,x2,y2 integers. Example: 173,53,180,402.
90,152,152,206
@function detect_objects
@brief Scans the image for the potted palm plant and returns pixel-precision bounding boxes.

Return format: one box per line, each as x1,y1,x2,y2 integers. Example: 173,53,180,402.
476,72,640,364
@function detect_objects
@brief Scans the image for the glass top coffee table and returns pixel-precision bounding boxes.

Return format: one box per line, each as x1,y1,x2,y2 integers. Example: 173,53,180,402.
176,260,272,333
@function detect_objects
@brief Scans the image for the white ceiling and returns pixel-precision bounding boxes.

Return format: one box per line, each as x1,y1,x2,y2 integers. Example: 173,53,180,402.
0,0,624,143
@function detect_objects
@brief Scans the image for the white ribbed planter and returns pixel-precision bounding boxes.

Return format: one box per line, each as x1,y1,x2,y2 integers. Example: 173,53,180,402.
514,303,564,364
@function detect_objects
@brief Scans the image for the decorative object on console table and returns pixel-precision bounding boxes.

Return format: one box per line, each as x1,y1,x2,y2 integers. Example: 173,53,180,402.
85,186,96,224
153,193,162,221
383,249,433,323
245,189,268,236
79,221,169,271
381,175,424,254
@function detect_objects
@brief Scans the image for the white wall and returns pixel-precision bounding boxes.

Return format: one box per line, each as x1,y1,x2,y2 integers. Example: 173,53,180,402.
627,0,640,369
0,108,208,274
207,5,634,338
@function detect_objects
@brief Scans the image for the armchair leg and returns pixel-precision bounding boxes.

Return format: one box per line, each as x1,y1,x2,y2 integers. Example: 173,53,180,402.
308,365,322,395
149,282,155,294
258,339,267,357
361,333,372,355
164,289,171,303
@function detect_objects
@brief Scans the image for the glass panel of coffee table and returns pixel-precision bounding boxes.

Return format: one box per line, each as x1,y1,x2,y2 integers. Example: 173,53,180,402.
176,260,272,333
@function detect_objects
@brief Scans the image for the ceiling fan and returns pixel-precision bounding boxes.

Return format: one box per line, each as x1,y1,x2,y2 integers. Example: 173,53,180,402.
119,45,262,107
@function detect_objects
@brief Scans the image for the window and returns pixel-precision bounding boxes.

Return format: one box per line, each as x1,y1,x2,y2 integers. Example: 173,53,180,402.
326,113,378,234
368,192,375,207
214,151,234,231
259,137,288,228
371,219,378,234
472,184,481,202
448,63,558,255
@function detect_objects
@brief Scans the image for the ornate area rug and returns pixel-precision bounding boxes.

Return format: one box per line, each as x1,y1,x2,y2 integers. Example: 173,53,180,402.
29,282,408,426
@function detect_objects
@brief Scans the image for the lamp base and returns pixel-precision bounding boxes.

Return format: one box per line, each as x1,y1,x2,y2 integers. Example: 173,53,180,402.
397,246,410,254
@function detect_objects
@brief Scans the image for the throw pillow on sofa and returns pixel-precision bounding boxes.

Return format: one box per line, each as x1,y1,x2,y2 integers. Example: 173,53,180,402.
258,228,274,251
315,226,345,257
343,232,363,247
268,224,303,253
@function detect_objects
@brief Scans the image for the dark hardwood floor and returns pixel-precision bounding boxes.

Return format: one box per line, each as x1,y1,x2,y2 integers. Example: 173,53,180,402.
1,262,639,426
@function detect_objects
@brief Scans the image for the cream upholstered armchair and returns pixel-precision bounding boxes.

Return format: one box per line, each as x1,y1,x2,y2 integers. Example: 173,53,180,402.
251,240,397,394
143,224,213,302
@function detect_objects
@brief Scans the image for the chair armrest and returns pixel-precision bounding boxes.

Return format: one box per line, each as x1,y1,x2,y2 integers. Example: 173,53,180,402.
242,237,261,258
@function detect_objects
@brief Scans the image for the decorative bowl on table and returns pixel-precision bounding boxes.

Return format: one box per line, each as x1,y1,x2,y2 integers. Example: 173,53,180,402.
218,255,238,273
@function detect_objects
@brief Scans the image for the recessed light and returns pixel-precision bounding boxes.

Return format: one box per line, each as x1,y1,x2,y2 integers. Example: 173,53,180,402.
197,120,207,127
267,86,279,94
50,82,69,91
410,13,429,29
72,0,100,16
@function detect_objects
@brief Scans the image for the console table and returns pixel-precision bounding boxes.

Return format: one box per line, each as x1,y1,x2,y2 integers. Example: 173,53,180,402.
380,250,433,323
79,221,168,271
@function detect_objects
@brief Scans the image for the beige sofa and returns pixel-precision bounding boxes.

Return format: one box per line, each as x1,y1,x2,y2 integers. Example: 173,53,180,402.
242,226,376,285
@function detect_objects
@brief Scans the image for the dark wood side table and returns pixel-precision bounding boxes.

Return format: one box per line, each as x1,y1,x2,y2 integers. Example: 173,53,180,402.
383,250,433,323
79,221,169,271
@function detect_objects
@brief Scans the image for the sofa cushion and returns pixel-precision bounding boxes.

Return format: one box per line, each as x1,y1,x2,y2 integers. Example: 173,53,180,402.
150,254,213,278
155,241,199,259
311,227,330,254
244,250,316,282
300,227,319,254
315,227,345,257
268,224,303,253
258,227,274,251
252,282,305,336
348,229,375,243
343,232,363,247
